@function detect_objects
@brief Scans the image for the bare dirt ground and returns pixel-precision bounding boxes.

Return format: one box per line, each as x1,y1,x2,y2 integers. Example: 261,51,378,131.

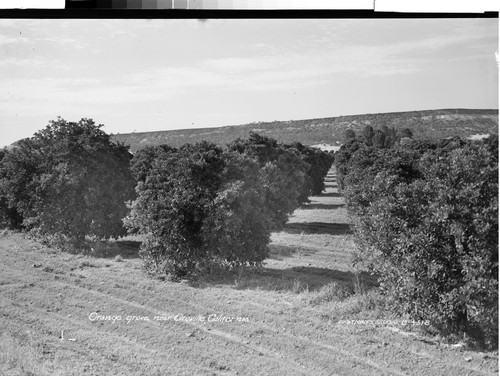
0,170,498,375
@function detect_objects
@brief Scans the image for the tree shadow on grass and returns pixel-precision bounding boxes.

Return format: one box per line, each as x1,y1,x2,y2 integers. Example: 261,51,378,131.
299,203,345,210
283,222,352,235
198,265,379,293
320,192,343,198
247,266,379,293
267,243,317,261
113,240,142,259
73,239,142,259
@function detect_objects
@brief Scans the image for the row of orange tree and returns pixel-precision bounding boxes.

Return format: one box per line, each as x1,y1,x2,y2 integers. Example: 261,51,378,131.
335,134,498,348
125,132,333,279
0,119,333,279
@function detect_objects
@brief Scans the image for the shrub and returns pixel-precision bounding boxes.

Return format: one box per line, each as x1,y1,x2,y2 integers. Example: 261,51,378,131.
338,136,498,347
334,139,366,191
130,144,177,183
228,133,309,230
202,152,274,267
128,134,334,280
126,142,278,279
0,118,136,241
126,142,225,277
284,142,334,199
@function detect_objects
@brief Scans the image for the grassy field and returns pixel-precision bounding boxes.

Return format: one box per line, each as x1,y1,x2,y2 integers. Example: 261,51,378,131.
0,170,498,376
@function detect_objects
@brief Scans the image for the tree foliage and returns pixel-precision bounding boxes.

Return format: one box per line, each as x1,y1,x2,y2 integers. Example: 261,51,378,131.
336,135,498,347
0,118,135,240
126,141,275,279
341,125,413,152
126,133,332,280
343,128,356,142
130,144,177,183
283,142,334,200
228,133,309,230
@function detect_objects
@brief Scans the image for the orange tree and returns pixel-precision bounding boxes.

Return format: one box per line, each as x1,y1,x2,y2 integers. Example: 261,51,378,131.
336,136,498,348
126,141,275,279
0,118,135,241
228,133,308,230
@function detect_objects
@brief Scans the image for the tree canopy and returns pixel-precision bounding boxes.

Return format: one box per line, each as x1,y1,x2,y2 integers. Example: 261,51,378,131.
335,135,498,348
0,117,136,241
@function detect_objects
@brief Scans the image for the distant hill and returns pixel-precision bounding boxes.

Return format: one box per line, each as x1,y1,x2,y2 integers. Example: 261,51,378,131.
111,109,498,153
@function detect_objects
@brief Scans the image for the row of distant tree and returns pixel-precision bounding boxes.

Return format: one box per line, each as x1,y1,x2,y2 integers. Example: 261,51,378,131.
335,134,498,348
343,125,414,149
0,118,334,279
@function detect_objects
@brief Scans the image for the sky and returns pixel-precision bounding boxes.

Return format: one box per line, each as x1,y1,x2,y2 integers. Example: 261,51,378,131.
0,18,498,146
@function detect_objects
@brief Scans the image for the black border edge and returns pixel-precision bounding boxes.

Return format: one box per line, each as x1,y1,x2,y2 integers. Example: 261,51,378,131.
0,9,498,19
